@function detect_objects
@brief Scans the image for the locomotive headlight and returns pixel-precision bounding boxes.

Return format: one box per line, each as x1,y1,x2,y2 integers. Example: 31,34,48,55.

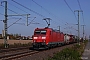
33,37,38,39
42,37,46,39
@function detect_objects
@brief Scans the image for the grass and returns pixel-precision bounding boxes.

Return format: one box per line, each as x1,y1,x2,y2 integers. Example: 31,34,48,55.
0,42,32,49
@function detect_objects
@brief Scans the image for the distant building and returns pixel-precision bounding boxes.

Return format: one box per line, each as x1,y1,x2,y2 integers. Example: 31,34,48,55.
0,34,2,39
1,31,32,40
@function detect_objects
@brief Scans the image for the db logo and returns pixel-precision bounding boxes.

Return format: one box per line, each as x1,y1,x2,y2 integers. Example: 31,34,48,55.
39,36,41,39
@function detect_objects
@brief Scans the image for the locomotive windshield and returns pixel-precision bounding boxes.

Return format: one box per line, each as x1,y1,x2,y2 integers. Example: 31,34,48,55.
35,30,46,35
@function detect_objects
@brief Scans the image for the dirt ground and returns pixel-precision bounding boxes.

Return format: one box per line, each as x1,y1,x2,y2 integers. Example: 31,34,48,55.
0,39,33,44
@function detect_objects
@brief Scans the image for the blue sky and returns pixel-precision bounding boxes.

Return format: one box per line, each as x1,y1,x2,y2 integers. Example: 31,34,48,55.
0,0,90,38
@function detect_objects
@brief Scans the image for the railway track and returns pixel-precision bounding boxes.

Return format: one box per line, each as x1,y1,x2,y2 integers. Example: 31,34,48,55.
17,43,76,60
0,43,76,60
0,50,39,60
0,46,38,60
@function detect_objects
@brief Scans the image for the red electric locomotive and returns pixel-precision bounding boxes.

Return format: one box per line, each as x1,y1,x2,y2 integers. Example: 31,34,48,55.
32,27,65,49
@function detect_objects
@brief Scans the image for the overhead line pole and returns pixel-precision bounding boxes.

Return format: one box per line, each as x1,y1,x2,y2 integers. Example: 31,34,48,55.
2,1,8,48
81,25,85,41
1,1,31,48
74,10,83,45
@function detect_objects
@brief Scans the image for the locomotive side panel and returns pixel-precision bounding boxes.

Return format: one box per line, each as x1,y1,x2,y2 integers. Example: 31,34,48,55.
60,33,64,42
47,30,58,45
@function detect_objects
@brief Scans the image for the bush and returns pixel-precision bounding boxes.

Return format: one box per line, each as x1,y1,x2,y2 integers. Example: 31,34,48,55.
48,48,80,60
47,42,88,60
84,40,88,45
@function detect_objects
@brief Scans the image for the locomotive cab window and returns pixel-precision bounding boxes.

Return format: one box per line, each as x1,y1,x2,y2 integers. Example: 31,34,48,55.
35,30,46,35
41,30,46,34
35,31,40,34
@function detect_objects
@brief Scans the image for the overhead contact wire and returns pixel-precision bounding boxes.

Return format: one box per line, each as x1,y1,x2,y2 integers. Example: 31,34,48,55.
11,0,45,18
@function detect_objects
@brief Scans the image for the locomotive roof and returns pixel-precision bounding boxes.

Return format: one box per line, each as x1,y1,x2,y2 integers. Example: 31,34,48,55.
35,27,63,33
35,27,53,31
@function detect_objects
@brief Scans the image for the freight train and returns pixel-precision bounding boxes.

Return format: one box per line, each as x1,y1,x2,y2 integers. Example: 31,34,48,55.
32,27,77,49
